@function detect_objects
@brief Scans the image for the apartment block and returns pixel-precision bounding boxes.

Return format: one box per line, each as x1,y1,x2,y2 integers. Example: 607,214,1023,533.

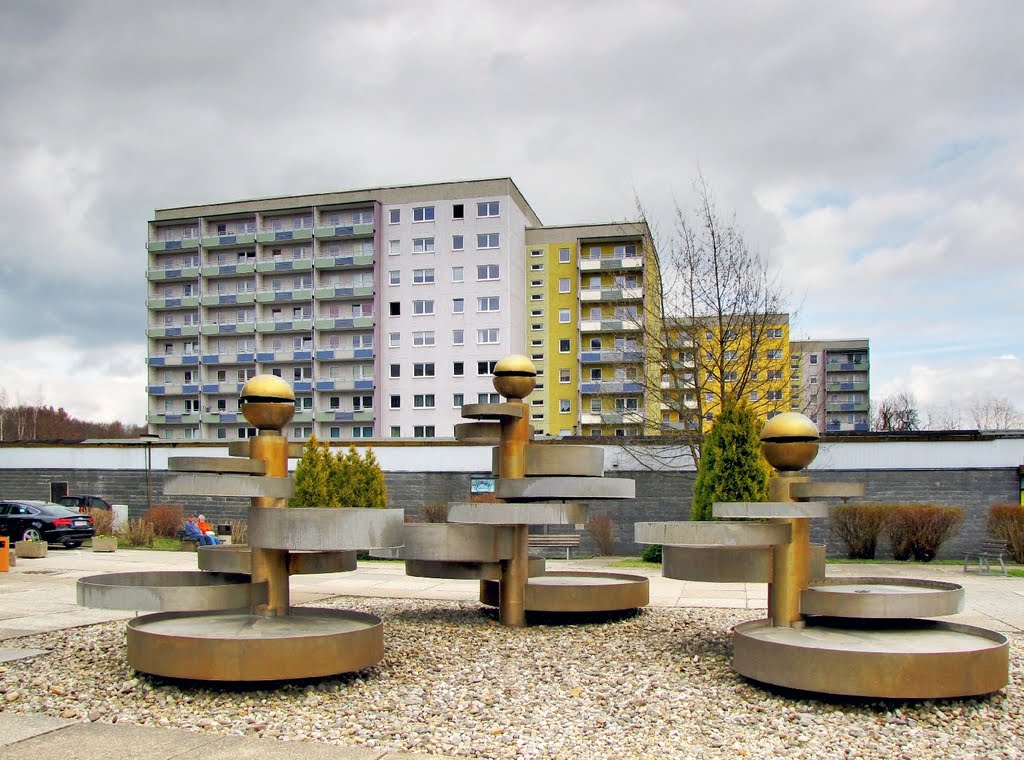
790,339,871,432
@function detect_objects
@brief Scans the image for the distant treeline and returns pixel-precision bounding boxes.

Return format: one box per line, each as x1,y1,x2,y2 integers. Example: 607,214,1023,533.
0,404,144,442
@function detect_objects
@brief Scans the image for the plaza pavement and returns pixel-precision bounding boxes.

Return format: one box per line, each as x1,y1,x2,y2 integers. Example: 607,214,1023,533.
0,547,1022,757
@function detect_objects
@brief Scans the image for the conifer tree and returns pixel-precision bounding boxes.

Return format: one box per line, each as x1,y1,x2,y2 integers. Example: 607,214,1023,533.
358,448,388,509
291,435,333,507
691,397,770,520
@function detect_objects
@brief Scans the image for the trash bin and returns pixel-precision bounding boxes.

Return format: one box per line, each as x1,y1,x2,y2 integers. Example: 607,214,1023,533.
216,524,232,545
0,536,9,573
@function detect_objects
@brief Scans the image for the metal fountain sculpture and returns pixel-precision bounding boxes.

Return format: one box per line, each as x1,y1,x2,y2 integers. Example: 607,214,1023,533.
637,412,1009,699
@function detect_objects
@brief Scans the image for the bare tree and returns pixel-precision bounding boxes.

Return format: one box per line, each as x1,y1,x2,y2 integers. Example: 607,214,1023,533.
873,392,921,431
965,394,1024,429
628,174,791,468
923,402,964,430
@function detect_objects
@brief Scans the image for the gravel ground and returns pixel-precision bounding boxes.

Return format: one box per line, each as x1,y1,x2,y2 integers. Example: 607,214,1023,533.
0,598,1022,759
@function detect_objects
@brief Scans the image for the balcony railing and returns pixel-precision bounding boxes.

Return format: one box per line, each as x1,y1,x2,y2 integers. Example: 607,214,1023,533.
146,265,201,281
313,379,375,392
579,381,644,394
314,285,374,300
579,318,643,333
825,381,869,392
315,347,374,361
579,349,644,363
146,295,201,310
201,321,257,336
200,262,256,277
826,360,870,372
255,288,315,303
578,287,644,302
201,232,257,248
146,324,200,338
199,291,256,306
146,236,200,252
312,252,375,270
579,253,644,272
313,409,374,423
313,315,374,331
256,227,314,244
825,401,870,413
256,318,314,333
313,222,375,240
255,257,314,273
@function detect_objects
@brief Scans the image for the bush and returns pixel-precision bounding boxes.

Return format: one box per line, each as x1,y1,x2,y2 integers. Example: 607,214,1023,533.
641,544,663,563
830,504,888,559
691,398,770,520
90,507,115,537
988,505,1024,563
228,519,247,545
884,504,964,562
144,504,185,538
586,514,615,555
291,439,387,509
118,519,156,548
420,502,449,523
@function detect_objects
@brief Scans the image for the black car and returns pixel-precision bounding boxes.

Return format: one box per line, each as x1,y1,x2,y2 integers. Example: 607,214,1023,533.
57,495,113,513
0,500,94,548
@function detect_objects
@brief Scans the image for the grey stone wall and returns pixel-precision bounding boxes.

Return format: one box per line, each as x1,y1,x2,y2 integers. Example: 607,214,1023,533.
0,467,1017,559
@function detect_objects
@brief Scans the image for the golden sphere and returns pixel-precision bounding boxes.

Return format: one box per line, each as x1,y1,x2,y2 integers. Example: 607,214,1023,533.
239,374,296,431
760,412,820,471
492,354,537,400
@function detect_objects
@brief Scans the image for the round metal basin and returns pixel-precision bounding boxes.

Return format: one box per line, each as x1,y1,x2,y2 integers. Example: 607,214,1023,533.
733,618,1008,698
480,571,649,613
802,577,964,618
77,571,265,612
127,607,383,681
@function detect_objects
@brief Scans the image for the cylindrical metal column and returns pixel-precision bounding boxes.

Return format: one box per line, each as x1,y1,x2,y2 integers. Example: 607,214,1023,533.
249,432,290,617
767,473,810,627
497,400,529,479
497,399,530,627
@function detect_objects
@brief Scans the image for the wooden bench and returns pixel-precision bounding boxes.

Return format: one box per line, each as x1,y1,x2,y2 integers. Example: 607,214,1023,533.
963,539,1008,576
528,534,581,560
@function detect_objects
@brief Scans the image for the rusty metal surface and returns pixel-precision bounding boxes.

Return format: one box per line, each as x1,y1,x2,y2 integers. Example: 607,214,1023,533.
733,618,1009,698
197,545,357,576
448,502,588,526
127,607,383,681
635,521,791,547
167,457,266,475
480,572,649,613
76,571,266,611
164,473,293,498
247,507,405,551
802,577,965,618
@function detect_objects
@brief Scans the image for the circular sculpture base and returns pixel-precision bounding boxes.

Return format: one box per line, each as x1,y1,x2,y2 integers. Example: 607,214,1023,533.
406,556,546,581
802,577,964,618
662,544,826,583
733,618,1008,698
127,607,383,681
77,571,264,612
480,572,649,613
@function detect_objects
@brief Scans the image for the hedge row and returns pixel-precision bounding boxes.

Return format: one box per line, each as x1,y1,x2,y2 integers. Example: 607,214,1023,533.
830,504,964,561
988,505,1024,563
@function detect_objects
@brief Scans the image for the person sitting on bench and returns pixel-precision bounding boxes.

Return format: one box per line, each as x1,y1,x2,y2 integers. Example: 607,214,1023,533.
184,514,220,546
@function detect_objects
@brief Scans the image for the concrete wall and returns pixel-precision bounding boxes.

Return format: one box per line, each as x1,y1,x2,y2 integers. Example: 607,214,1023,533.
1,466,1016,559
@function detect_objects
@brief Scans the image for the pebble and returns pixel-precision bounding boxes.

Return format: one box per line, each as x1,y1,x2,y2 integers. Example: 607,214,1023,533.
0,599,1020,759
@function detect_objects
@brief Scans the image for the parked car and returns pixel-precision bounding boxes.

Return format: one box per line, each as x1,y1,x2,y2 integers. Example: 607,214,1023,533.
0,500,95,547
57,495,113,513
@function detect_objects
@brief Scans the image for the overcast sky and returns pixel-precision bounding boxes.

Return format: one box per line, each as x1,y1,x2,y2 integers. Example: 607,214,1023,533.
0,0,1021,426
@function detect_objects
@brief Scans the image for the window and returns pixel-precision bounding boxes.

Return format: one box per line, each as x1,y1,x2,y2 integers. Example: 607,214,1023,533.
414,394,435,408
478,392,500,403
453,393,464,407
768,370,783,380
767,349,783,360
477,233,499,249
724,370,738,382
353,426,373,438
767,390,783,401
477,328,499,344
413,206,435,222
389,209,400,224
413,268,435,284
453,329,464,345
559,399,571,413
390,426,401,438
558,247,571,263
389,270,400,285
478,360,497,375
389,332,400,348
530,248,543,258
389,240,400,256
810,376,819,384
558,278,570,293
452,266,464,282
452,234,464,251
414,426,435,438
353,395,373,411
809,355,818,364
749,391,759,401
531,279,543,287
452,298,464,314
452,204,464,220
413,331,436,346
477,201,499,217
413,362,435,377
557,369,571,384
590,368,603,381
413,237,435,254
477,296,499,312
768,328,784,338
558,308,571,323
389,395,401,409
477,264,499,281
530,263,544,271
559,339,571,353
390,364,400,378
413,299,435,315
389,301,400,316
453,361,464,376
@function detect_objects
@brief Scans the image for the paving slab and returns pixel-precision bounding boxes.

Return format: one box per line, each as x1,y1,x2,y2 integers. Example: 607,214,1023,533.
0,713,76,746
0,647,49,664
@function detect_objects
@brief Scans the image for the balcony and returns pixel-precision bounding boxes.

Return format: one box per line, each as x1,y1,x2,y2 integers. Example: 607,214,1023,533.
201,412,240,424
146,236,199,252
825,381,869,393
314,222,374,240
578,287,644,303
255,288,314,304
146,412,201,425
579,349,644,364
146,354,200,367
314,285,374,300
200,382,245,394
146,264,201,282
201,321,257,336
826,359,870,372
313,252,374,270
580,411,643,425
579,318,643,333
199,291,256,306
313,316,374,331
255,257,313,274
826,421,871,432
292,410,314,423
200,262,256,277
146,295,200,310
579,381,644,394
255,318,314,333
314,379,375,392
825,401,870,413
146,383,200,396
256,227,314,244
256,350,313,363
313,409,374,423
579,253,644,272
145,324,200,338
199,353,256,366
201,232,257,248
314,347,374,361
